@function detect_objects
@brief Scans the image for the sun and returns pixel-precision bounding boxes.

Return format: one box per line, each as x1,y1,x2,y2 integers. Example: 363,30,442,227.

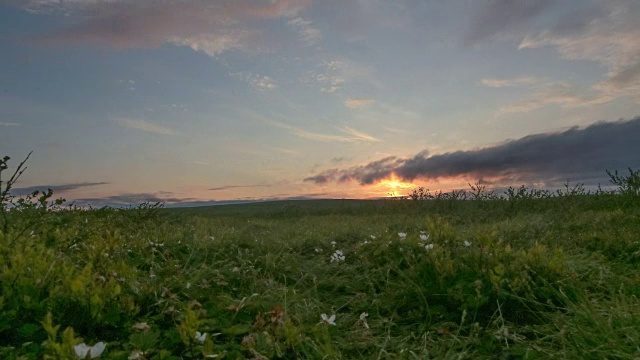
377,175,416,197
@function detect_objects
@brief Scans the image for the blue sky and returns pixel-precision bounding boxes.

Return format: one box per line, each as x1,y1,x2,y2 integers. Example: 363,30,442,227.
1,0,640,206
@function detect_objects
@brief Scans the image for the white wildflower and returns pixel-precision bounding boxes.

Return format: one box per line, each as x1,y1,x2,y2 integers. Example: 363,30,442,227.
370,235,376,239
398,232,407,240
330,250,345,262
74,342,106,358
359,312,369,328
420,234,430,241
195,331,207,343
128,350,144,360
320,314,336,325
314,248,323,253
464,240,472,247
331,241,337,247
424,244,434,250
131,322,150,331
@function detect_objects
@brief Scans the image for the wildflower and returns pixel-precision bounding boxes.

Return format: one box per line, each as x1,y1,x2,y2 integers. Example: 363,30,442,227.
74,342,106,358
398,232,407,240
128,350,144,360
131,322,150,332
320,314,336,325
464,240,472,247
362,240,370,245
420,234,430,241
359,312,369,329
370,235,376,239
330,250,345,262
186,282,191,289
331,241,337,247
195,331,207,343
424,244,434,250
314,248,323,253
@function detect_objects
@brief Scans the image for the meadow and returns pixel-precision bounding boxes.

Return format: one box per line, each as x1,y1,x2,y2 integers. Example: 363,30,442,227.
1,155,639,359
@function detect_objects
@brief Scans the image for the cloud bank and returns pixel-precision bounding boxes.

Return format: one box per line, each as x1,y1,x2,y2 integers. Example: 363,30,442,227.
11,182,109,196
305,116,640,187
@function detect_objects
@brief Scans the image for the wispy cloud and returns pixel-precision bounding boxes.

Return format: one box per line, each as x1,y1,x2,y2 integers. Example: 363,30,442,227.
480,76,540,88
344,98,375,108
301,58,376,94
209,184,272,191
19,0,312,56
306,116,640,187
274,121,379,143
519,2,640,102
0,122,19,126
116,118,177,135
498,82,611,113
465,0,554,46
12,181,109,196
231,72,277,91
287,17,322,46
481,76,612,113
464,0,554,45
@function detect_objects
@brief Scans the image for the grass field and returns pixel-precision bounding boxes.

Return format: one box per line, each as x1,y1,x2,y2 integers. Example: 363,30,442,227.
1,191,639,359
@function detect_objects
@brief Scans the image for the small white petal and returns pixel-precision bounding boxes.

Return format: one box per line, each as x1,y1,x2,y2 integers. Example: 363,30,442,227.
359,312,368,320
90,342,106,358
74,344,91,359
195,331,207,343
128,350,144,360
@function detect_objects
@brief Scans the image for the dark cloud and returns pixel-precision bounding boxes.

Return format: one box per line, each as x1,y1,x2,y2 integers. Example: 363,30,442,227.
208,184,271,191
11,182,109,196
17,0,311,55
73,192,198,207
72,192,331,208
306,117,640,187
464,0,554,45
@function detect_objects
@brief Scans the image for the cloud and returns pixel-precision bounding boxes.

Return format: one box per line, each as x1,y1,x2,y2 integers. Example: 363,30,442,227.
481,76,612,113
0,122,20,126
480,76,540,88
273,121,379,143
73,192,198,207
231,72,277,91
287,17,322,46
19,0,312,56
208,184,271,191
11,182,109,196
305,116,640,187
465,0,554,45
301,58,375,94
116,118,177,135
519,1,640,102
344,98,375,108
71,192,332,207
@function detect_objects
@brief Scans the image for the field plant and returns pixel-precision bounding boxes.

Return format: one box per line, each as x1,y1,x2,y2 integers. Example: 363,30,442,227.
1,154,639,359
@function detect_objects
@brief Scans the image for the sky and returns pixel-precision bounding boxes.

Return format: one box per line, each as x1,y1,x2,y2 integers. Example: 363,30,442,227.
1,0,640,206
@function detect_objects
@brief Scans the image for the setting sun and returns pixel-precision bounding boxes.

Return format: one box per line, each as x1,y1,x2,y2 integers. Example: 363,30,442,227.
375,176,416,197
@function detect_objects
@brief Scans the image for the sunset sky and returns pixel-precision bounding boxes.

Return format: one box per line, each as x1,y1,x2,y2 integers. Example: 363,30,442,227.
1,0,640,206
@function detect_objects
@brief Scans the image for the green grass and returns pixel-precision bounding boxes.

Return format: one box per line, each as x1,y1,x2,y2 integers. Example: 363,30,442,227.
1,196,639,359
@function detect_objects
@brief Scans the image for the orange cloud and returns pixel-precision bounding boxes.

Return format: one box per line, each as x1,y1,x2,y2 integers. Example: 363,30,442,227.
344,98,375,108
27,0,312,55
